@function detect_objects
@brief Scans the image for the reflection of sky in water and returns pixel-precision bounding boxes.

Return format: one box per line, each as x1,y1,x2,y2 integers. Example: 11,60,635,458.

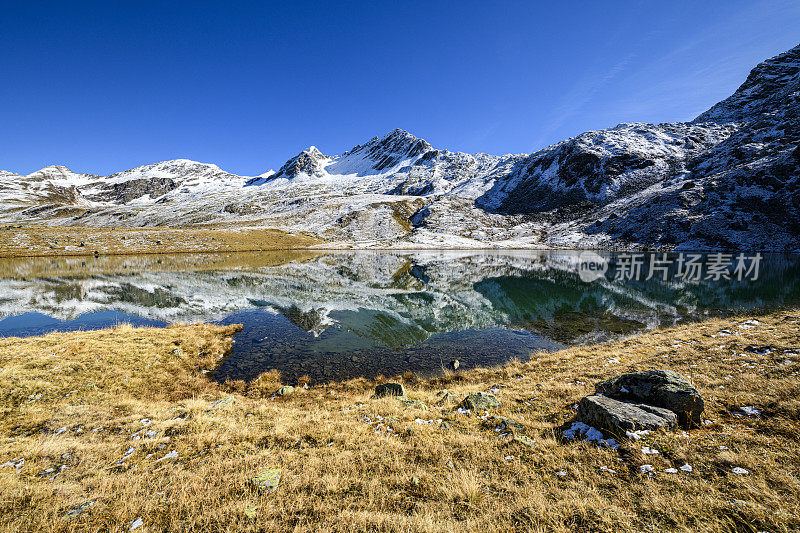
0,251,797,383
215,308,563,383
0,311,165,338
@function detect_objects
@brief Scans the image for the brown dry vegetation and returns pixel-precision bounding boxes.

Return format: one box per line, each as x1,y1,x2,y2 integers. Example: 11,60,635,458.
0,249,322,279
0,311,799,532
0,226,321,258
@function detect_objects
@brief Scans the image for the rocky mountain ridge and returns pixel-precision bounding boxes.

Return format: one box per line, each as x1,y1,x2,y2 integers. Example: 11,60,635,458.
2,44,798,250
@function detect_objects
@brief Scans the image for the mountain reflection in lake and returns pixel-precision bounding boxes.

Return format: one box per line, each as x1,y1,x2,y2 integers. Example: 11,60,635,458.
0,250,798,384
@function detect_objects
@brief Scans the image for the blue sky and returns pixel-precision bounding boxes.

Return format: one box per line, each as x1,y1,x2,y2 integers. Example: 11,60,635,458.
2,0,799,176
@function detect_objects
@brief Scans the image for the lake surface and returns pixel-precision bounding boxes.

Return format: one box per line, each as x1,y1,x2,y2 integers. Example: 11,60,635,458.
0,250,798,383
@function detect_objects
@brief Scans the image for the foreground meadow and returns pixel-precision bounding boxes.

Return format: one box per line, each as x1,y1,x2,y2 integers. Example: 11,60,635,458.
0,311,798,532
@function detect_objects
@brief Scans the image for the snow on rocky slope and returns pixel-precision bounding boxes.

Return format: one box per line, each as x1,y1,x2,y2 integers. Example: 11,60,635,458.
1,44,798,250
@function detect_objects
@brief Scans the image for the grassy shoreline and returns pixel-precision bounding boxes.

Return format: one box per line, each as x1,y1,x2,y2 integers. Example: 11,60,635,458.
1,312,799,531
0,226,320,258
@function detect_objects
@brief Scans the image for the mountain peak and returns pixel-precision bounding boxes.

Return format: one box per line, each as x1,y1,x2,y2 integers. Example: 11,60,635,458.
270,147,331,181
339,128,433,173
25,165,84,182
695,42,800,123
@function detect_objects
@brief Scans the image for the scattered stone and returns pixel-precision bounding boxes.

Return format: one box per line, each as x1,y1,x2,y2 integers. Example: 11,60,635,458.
276,385,294,397
664,468,678,474
732,467,750,475
680,464,693,472
461,392,500,411
374,383,405,398
396,397,427,410
65,501,95,519
595,369,704,427
129,517,143,531
577,395,678,436
449,359,460,371
492,416,526,435
641,446,659,455
512,434,536,449
556,470,567,477
436,390,458,405
639,464,655,474
208,396,234,409
250,469,282,492
54,427,67,435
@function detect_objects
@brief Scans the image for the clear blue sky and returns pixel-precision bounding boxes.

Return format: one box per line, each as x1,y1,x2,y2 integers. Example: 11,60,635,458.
2,0,799,176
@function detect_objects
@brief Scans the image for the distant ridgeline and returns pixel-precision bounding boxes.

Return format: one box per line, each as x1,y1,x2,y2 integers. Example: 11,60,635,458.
1,44,799,250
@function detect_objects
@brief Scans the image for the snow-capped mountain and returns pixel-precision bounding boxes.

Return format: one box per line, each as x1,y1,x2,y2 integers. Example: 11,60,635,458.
1,44,798,250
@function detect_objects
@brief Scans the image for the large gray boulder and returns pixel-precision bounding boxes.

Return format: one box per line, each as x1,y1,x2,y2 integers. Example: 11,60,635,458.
578,395,678,436
595,370,704,427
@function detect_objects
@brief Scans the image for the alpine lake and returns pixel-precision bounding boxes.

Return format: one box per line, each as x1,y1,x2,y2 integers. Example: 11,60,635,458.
1,250,797,384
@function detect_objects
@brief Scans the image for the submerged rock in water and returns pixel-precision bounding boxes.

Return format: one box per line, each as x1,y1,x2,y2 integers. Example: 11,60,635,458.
374,382,406,398
461,392,501,411
594,369,704,427
577,395,678,435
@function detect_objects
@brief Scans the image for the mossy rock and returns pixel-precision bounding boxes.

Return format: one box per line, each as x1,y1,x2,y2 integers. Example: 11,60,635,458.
461,392,501,411
396,397,427,410
512,434,536,449
250,469,281,492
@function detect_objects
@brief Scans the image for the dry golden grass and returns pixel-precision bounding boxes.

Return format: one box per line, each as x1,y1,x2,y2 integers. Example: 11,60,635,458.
0,249,322,279
0,226,321,258
1,311,799,532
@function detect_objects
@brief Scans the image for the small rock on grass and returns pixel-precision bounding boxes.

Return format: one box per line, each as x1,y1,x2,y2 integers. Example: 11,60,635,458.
65,501,95,519
276,385,294,396
512,434,536,449
397,397,427,410
250,469,282,492
208,395,234,409
492,416,526,434
374,383,405,398
436,390,458,404
461,392,501,411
